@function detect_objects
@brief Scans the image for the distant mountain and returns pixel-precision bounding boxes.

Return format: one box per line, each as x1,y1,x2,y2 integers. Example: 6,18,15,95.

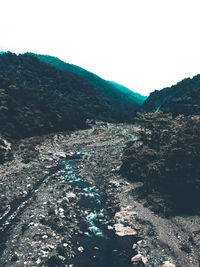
26,53,146,118
142,75,200,116
109,81,147,105
0,52,144,139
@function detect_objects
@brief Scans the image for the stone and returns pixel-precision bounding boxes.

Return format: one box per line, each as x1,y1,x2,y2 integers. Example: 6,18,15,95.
58,255,66,261
66,192,76,199
54,152,66,158
114,223,137,236
132,244,137,249
78,246,84,253
36,259,41,264
131,253,147,265
59,208,64,213
162,261,175,267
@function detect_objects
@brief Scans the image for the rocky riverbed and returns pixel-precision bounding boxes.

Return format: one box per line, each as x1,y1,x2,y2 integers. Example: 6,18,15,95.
0,122,200,266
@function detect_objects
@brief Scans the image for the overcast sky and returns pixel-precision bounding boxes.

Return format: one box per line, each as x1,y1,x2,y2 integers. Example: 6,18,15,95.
1,0,200,96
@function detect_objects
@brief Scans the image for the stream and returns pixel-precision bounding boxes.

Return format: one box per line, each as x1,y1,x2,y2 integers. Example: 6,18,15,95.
59,151,138,267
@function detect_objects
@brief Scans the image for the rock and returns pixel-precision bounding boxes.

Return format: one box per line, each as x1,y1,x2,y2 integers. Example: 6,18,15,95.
98,213,104,218
46,244,55,250
59,208,64,213
66,192,76,199
114,223,137,236
132,244,137,249
131,253,147,265
54,152,66,158
78,246,84,253
162,261,175,267
36,259,41,264
58,255,66,261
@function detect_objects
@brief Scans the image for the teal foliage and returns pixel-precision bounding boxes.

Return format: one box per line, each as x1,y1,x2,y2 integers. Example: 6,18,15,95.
25,53,146,120
0,53,119,138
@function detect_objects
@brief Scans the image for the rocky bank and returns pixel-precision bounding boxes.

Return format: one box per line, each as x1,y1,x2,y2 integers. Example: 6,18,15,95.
0,122,199,266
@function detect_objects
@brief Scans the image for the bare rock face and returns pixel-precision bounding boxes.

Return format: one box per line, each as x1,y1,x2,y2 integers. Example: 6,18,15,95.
161,261,175,267
0,136,12,164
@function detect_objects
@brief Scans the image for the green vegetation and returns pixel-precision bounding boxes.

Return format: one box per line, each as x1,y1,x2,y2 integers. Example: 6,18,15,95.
0,52,133,139
110,81,147,105
142,75,200,116
25,53,146,120
121,113,200,215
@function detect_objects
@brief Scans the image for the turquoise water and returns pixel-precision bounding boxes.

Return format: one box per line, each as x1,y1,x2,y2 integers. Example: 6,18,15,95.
60,152,107,239
59,151,138,267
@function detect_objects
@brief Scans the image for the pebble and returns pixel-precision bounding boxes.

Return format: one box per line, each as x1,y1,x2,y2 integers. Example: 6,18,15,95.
36,259,41,264
78,246,84,253
59,208,64,213
58,255,66,261
66,192,76,199
132,244,137,249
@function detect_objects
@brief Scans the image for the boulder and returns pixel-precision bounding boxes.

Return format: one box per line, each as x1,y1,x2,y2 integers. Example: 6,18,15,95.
114,223,137,237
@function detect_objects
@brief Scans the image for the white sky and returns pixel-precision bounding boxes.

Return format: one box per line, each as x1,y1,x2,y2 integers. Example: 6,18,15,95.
1,0,200,96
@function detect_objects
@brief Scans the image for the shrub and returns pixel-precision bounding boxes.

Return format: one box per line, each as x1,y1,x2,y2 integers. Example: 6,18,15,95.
120,113,200,213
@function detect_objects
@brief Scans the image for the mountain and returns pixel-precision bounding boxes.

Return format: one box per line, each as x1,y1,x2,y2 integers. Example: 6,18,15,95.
142,75,200,116
25,53,146,117
0,52,145,139
109,81,147,105
0,52,114,138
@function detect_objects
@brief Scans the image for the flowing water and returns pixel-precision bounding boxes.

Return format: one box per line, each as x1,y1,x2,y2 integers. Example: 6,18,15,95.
59,151,138,267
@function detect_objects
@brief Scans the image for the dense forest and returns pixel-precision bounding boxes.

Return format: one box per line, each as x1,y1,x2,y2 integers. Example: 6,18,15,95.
0,52,145,139
26,53,146,117
142,75,200,116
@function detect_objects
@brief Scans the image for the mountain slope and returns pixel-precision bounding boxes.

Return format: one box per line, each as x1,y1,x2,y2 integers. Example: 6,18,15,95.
142,75,200,115
26,53,146,118
109,81,147,105
0,52,121,138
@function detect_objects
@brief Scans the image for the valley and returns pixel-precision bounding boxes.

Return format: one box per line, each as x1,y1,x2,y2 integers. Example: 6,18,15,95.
0,122,199,266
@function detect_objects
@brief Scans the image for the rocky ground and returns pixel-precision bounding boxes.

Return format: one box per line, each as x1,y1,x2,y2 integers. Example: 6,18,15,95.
0,122,200,266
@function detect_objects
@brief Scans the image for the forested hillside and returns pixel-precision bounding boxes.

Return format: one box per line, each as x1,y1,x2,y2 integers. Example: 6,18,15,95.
26,53,146,118
0,53,119,139
142,75,200,116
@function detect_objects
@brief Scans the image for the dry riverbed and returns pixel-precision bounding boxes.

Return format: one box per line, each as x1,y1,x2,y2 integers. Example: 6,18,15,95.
0,122,200,267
